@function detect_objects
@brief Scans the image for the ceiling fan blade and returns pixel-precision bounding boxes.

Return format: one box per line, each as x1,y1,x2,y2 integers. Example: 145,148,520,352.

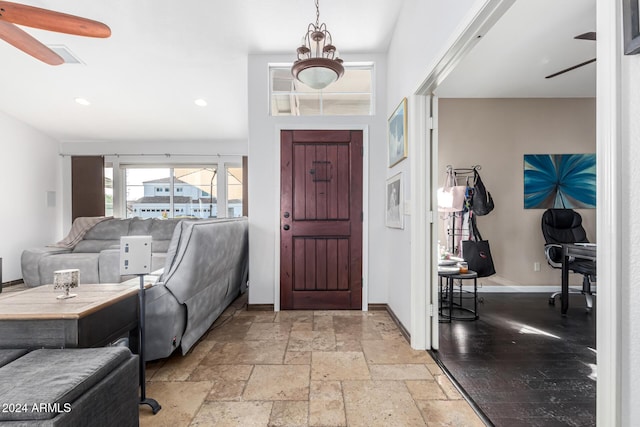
0,20,63,65
0,1,110,38
545,58,596,79
575,32,596,41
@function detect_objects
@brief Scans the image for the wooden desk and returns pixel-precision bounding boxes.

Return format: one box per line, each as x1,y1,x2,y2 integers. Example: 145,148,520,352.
561,244,597,315
0,283,141,349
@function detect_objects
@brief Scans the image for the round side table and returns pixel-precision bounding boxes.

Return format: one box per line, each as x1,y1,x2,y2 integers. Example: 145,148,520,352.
438,269,478,322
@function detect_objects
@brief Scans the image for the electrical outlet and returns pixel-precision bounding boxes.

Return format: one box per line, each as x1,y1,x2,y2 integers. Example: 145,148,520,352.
534,262,541,272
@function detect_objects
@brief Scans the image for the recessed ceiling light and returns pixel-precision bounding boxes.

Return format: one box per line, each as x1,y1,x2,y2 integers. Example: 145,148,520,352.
75,98,91,106
194,99,208,107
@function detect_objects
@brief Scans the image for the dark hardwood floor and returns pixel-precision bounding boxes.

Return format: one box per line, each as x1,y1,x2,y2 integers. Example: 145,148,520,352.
432,292,596,427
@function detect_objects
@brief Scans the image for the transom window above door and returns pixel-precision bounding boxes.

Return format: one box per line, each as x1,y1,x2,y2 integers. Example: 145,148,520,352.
270,63,374,116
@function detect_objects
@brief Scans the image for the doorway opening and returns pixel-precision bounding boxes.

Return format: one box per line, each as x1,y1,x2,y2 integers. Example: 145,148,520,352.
414,0,599,425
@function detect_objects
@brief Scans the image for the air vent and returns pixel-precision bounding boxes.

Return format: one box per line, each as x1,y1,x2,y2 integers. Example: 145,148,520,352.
47,45,84,64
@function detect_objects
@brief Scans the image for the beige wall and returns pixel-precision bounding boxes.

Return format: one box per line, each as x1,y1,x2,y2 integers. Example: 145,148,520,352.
438,98,596,286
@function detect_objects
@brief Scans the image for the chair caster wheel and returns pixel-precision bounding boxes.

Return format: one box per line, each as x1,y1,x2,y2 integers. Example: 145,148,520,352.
548,298,555,305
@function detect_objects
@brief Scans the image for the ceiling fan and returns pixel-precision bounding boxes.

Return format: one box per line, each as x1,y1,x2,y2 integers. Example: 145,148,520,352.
0,1,110,65
545,32,596,79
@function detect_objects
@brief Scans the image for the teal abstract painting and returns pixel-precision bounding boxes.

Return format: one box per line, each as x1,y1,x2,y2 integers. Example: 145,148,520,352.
524,154,596,209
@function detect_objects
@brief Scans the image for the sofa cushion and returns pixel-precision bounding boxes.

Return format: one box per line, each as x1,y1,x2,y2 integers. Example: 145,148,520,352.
150,218,182,241
39,253,100,284
0,347,131,421
128,217,154,235
148,218,182,252
72,239,120,253
83,218,132,240
21,247,72,287
152,240,171,253
0,349,28,368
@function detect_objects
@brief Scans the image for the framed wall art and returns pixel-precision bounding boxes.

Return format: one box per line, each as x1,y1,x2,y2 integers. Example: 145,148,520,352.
523,153,596,209
388,98,407,167
386,173,403,229
624,0,640,54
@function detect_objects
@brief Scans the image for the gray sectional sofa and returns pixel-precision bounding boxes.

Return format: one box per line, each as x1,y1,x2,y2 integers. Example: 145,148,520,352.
21,216,249,361
144,217,249,360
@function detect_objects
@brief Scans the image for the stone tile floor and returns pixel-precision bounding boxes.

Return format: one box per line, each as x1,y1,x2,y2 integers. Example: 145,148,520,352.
140,293,486,427
2,282,484,425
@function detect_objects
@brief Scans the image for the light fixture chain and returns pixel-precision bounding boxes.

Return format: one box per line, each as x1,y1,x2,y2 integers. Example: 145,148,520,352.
291,0,344,90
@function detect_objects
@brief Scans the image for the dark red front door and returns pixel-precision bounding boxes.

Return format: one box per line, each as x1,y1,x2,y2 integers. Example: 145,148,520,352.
280,130,363,310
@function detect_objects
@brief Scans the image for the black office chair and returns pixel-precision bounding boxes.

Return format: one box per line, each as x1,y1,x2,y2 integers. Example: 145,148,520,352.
541,209,596,309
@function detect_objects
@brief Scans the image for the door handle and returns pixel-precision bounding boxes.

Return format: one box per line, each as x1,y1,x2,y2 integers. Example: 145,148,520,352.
283,224,290,231
283,212,290,218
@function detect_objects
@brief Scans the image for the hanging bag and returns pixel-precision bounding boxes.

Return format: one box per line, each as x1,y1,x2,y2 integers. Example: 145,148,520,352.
471,169,494,216
437,169,466,213
462,215,496,277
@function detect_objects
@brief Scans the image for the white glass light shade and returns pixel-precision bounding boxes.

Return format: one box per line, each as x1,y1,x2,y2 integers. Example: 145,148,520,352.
292,58,344,90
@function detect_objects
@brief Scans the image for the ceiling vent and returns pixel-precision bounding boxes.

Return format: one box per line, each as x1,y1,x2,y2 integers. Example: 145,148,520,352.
47,45,84,65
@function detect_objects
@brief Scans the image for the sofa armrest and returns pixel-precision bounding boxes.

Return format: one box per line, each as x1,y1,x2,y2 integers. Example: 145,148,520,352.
98,249,122,283
21,247,72,287
144,283,186,361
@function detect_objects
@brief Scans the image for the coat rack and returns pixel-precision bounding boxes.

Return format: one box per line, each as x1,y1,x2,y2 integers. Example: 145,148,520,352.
442,165,481,255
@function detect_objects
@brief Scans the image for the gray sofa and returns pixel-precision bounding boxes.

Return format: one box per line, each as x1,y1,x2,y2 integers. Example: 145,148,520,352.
21,217,181,287
0,347,138,426
144,217,249,361
21,216,249,362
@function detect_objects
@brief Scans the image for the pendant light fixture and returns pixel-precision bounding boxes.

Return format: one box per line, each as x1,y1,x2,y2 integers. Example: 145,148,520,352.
291,0,344,90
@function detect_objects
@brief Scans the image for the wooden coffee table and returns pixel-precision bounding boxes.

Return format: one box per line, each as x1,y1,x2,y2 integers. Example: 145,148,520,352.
0,283,144,349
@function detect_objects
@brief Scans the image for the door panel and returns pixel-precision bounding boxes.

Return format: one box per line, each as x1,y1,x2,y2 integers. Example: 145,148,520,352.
280,130,362,310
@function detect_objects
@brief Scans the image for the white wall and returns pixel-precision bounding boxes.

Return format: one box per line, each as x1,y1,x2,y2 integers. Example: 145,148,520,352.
621,49,640,425
384,0,482,328
247,54,387,307
0,112,60,282
438,98,596,287
387,0,481,103
60,140,246,157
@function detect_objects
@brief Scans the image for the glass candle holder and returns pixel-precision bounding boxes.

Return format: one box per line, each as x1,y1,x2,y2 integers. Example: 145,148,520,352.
457,261,469,274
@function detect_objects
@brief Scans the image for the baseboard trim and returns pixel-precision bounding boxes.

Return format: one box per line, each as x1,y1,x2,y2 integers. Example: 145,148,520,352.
375,304,411,343
246,303,275,311
1,279,24,288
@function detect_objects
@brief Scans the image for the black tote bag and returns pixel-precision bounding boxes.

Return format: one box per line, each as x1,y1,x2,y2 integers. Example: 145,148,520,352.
471,169,494,216
462,216,496,277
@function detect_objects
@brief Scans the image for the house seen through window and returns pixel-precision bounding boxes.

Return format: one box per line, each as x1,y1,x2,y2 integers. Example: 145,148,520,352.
105,163,243,219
